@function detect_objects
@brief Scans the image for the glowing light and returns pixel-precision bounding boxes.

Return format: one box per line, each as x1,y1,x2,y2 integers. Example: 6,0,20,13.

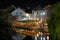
43,37,45,40
41,37,43,40
36,23,39,25
47,36,49,40
42,12,45,15
44,23,48,26
40,11,46,16
37,34,39,37
39,32,41,34
25,14,30,17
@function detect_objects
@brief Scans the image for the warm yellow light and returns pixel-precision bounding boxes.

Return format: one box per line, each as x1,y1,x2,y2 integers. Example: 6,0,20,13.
34,22,39,25
44,23,48,26
37,23,39,25
37,34,39,37
25,14,30,17
39,32,41,34
39,21,42,23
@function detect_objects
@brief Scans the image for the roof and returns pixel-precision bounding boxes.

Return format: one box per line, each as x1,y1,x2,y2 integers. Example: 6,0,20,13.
33,5,42,10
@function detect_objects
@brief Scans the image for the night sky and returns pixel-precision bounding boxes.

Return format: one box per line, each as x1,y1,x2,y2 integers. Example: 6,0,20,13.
0,0,59,8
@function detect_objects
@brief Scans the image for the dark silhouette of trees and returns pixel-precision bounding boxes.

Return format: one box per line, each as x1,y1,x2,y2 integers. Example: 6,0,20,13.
0,8,15,40
48,2,60,40
0,19,13,40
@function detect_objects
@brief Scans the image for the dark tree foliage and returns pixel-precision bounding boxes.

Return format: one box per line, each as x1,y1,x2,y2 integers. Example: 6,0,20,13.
0,19,13,40
0,6,16,40
48,2,60,40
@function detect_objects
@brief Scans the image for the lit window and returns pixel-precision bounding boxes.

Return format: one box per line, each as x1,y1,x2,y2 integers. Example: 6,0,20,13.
40,11,46,16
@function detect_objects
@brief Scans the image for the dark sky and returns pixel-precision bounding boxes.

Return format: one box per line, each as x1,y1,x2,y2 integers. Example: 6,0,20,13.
0,0,59,8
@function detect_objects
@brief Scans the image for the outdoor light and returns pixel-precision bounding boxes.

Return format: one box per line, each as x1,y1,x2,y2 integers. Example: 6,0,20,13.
43,37,45,40
39,32,41,34
25,14,29,17
44,23,48,26
43,12,45,15
41,37,43,40
40,12,45,16
47,36,49,40
36,22,39,25
37,34,39,37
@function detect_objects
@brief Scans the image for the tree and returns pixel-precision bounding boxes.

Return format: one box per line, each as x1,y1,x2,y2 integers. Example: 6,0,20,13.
0,7,15,40
48,2,60,40
0,19,13,40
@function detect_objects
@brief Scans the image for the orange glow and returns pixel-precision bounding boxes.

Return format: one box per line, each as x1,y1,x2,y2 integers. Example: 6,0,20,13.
15,29,40,36
12,20,40,27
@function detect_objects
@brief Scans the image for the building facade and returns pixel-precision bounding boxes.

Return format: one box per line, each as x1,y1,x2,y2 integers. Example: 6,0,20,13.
32,10,47,22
